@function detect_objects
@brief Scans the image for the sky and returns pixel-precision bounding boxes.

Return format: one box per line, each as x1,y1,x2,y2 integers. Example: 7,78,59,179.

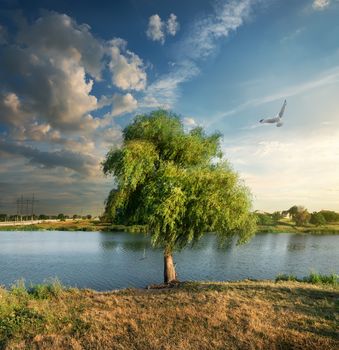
0,0,339,215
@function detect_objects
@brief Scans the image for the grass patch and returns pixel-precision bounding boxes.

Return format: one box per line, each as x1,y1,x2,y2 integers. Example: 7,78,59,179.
0,280,90,349
276,273,338,285
257,219,339,234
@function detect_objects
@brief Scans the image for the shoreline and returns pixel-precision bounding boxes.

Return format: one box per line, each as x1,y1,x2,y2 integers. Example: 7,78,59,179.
1,219,339,234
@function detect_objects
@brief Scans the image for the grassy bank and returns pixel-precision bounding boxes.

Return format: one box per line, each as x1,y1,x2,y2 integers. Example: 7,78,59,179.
2,219,339,234
0,278,338,350
0,220,147,233
257,218,339,234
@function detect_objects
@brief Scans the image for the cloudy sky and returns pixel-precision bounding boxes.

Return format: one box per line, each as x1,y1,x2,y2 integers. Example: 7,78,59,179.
0,0,338,215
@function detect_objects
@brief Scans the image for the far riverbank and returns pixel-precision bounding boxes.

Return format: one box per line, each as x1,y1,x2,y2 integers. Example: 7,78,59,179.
1,219,339,234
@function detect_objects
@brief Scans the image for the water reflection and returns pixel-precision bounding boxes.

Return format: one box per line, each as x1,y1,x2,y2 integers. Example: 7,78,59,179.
100,240,118,250
286,234,308,251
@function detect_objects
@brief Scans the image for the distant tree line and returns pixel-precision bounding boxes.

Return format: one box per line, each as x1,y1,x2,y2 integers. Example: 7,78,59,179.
256,207,339,227
0,213,93,222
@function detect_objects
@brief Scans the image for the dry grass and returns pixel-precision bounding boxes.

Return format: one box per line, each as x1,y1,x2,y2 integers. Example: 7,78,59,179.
0,220,147,233
1,281,338,350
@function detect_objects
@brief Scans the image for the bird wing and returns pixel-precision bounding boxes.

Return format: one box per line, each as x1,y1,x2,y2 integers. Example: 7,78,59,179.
260,117,279,123
278,100,287,119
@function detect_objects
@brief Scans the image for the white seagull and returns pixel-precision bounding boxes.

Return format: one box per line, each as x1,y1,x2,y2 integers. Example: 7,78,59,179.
259,100,286,127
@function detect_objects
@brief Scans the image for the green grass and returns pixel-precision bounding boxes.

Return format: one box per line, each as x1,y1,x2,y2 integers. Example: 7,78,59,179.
257,219,339,235
275,272,338,285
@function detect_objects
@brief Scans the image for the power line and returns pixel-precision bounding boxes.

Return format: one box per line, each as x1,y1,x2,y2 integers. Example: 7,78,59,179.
15,194,39,221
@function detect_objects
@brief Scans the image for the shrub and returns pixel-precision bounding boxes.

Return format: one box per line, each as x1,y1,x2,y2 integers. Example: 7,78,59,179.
28,278,63,299
310,212,326,226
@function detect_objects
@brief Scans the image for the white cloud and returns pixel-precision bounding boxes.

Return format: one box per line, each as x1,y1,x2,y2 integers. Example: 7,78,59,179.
108,38,147,91
146,13,180,44
17,11,104,80
182,0,251,60
0,12,127,179
182,117,198,128
167,14,180,36
312,0,331,10
111,93,138,117
141,61,199,109
146,14,165,44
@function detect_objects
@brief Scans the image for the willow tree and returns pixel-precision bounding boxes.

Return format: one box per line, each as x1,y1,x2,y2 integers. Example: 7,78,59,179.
103,110,256,283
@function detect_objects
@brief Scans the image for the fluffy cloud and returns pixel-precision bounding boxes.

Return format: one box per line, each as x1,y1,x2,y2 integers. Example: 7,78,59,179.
146,15,165,44
312,0,331,10
0,46,98,132
146,13,180,44
0,13,101,134
111,93,138,117
108,39,147,91
17,12,104,79
167,14,180,36
0,11,147,213
0,11,146,180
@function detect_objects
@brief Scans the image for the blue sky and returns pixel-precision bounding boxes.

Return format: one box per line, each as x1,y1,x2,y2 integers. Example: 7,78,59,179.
0,0,339,215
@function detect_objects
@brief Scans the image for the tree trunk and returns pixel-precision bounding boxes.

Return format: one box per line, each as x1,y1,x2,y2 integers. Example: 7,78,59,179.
164,252,177,284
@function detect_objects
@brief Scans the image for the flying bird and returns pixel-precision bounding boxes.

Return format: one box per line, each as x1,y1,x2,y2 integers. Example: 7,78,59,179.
259,100,286,127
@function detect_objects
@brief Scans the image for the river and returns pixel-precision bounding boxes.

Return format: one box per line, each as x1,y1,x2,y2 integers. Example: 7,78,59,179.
0,231,337,290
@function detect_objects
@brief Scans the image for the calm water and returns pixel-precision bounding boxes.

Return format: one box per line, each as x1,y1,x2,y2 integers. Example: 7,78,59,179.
0,231,338,290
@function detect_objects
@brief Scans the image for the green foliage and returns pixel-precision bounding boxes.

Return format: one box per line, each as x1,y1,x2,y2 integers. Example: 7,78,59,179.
288,206,310,226
28,278,63,299
319,210,339,223
0,281,45,348
287,206,299,216
255,211,283,226
294,210,310,226
9,279,63,300
271,211,283,222
57,213,65,220
256,213,274,225
10,279,28,298
310,212,326,226
103,110,256,252
276,273,338,285
0,306,45,348
275,274,298,282
305,272,338,285
0,281,89,348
